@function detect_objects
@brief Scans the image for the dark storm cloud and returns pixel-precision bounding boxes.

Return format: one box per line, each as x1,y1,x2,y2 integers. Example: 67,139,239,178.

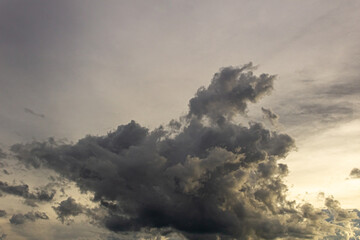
0,181,55,203
53,197,84,224
10,65,357,239
24,108,45,119
188,63,275,123
350,168,360,178
261,107,279,125
9,211,49,225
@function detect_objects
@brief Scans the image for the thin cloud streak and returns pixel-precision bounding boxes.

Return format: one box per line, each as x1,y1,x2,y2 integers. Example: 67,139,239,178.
24,108,45,119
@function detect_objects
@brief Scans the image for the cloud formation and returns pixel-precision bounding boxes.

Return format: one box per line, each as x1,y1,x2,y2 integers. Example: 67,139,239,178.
0,149,6,159
0,181,55,203
350,168,360,178
0,210,6,217
10,64,358,239
261,107,279,125
9,211,49,225
53,197,84,224
188,63,275,123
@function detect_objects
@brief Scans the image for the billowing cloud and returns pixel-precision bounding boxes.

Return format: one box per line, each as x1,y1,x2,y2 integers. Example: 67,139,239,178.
325,197,357,222
188,63,275,123
10,64,358,239
323,78,360,97
9,211,49,225
53,197,84,224
0,181,55,203
350,168,360,178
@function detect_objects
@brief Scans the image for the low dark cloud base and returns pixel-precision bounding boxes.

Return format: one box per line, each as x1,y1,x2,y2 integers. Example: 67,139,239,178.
10,64,358,239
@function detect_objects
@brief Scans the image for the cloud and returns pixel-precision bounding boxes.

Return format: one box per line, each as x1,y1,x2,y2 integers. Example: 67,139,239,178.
299,103,354,122
187,63,275,123
0,210,6,217
325,197,357,222
10,64,358,239
9,211,49,225
350,168,360,178
261,107,279,125
0,181,55,203
53,197,84,224
0,148,6,159
24,108,45,119
322,78,360,97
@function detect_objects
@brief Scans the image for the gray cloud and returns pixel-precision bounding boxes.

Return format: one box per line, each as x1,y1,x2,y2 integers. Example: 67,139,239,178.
188,63,275,124
325,197,357,222
9,211,49,225
10,64,358,239
322,78,360,97
276,92,356,138
350,168,360,178
0,181,55,203
261,107,279,125
0,148,6,159
24,108,45,119
53,197,84,224
0,210,6,217
299,103,354,120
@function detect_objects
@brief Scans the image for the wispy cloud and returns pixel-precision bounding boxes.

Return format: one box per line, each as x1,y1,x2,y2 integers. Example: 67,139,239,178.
24,108,45,119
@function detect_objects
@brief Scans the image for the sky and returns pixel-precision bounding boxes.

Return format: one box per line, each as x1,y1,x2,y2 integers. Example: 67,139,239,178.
0,0,360,239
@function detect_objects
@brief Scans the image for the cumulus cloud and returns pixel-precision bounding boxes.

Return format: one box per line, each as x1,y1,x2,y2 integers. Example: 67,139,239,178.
350,168,360,178
325,197,357,222
53,197,84,224
9,211,49,225
0,181,56,203
10,64,358,239
188,63,275,123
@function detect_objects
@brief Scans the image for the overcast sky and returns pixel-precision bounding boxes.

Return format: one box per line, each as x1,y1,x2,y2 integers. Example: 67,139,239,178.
1,1,360,239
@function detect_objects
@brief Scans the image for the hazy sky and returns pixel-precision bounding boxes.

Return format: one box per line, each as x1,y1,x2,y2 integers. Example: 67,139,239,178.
1,0,360,239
